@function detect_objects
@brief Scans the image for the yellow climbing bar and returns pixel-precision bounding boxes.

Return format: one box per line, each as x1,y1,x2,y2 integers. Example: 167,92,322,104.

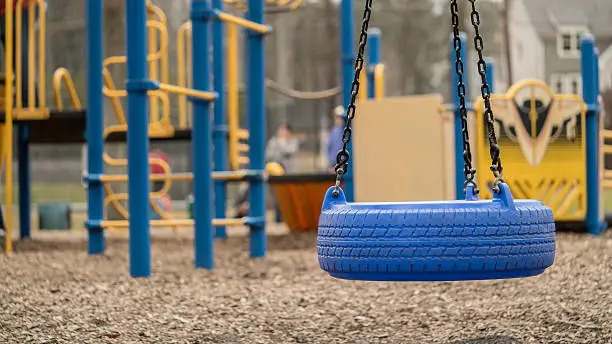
212,170,257,181
227,22,241,170
99,170,258,183
374,64,385,100
158,82,216,101
101,218,247,228
177,21,192,128
216,12,271,34
11,108,50,120
100,173,193,183
358,64,367,101
53,68,83,110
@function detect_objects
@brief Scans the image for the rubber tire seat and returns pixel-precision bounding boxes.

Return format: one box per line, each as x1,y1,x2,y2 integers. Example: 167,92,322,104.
317,183,556,281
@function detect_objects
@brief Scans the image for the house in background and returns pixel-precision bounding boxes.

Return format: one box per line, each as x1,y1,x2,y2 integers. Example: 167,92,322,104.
508,0,612,94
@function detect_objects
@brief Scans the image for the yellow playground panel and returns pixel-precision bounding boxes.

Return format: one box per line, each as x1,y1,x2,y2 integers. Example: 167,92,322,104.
353,95,455,202
475,80,587,221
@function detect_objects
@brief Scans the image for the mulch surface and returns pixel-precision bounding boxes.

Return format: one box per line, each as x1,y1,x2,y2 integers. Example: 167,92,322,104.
0,227,610,344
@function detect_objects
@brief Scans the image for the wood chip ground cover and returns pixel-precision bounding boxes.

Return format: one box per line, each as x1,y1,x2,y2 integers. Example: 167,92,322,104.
0,228,610,344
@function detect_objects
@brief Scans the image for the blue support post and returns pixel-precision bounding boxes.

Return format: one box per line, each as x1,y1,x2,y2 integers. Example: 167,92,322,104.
247,0,266,258
485,57,495,93
125,0,152,276
340,0,355,202
594,48,605,232
17,125,30,238
86,0,105,254
580,34,601,236
212,0,228,239
367,28,381,99
191,0,215,269
451,32,468,200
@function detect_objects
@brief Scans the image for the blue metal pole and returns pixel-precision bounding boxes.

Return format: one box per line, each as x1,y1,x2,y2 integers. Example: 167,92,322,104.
580,34,600,236
594,48,604,232
340,0,355,202
595,50,600,97
86,0,105,254
212,0,228,239
17,125,30,238
247,0,266,258
485,57,495,93
367,28,381,99
191,0,215,269
125,0,152,276
451,32,468,200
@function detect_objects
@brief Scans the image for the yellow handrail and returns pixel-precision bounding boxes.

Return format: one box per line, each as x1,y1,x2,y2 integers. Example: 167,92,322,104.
358,63,367,102
177,21,192,128
224,0,303,12
158,82,216,101
146,5,169,124
374,64,385,100
227,23,243,170
52,68,82,110
100,217,247,229
4,0,14,253
99,170,257,183
216,12,271,34
14,0,46,111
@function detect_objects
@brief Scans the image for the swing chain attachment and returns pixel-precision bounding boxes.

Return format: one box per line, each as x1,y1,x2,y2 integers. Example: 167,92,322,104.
450,0,478,194
332,0,373,198
468,0,505,193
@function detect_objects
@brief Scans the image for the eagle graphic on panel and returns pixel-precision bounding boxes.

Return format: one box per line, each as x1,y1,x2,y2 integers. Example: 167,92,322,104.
488,81,585,166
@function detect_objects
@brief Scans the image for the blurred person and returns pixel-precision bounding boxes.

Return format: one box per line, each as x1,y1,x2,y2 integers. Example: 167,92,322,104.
234,124,300,219
327,105,346,172
265,123,300,173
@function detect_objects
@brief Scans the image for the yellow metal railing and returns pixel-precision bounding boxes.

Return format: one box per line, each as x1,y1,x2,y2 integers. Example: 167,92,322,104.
357,63,385,102
373,64,385,100
358,64,367,102
100,217,247,229
13,0,47,119
52,68,82,110
224,0,303,12
177,21,192,128
217,12,271,34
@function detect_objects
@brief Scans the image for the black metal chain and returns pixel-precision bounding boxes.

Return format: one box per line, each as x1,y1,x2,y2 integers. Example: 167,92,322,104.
332,0,373,198
450,0,478,193
468,0,504,192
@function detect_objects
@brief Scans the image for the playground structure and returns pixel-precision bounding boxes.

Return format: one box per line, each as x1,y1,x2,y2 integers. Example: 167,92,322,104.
0,0,387,276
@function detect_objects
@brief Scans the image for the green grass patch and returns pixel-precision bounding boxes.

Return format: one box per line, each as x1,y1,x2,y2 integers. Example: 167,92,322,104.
0,182,86,204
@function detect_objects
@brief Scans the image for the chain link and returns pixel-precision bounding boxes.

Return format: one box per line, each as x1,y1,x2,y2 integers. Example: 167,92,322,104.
468,0,504,192
332,0,373,198
450,0,478,194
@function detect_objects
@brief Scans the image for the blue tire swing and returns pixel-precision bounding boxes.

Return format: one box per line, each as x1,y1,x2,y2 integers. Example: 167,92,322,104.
317,0,556,282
